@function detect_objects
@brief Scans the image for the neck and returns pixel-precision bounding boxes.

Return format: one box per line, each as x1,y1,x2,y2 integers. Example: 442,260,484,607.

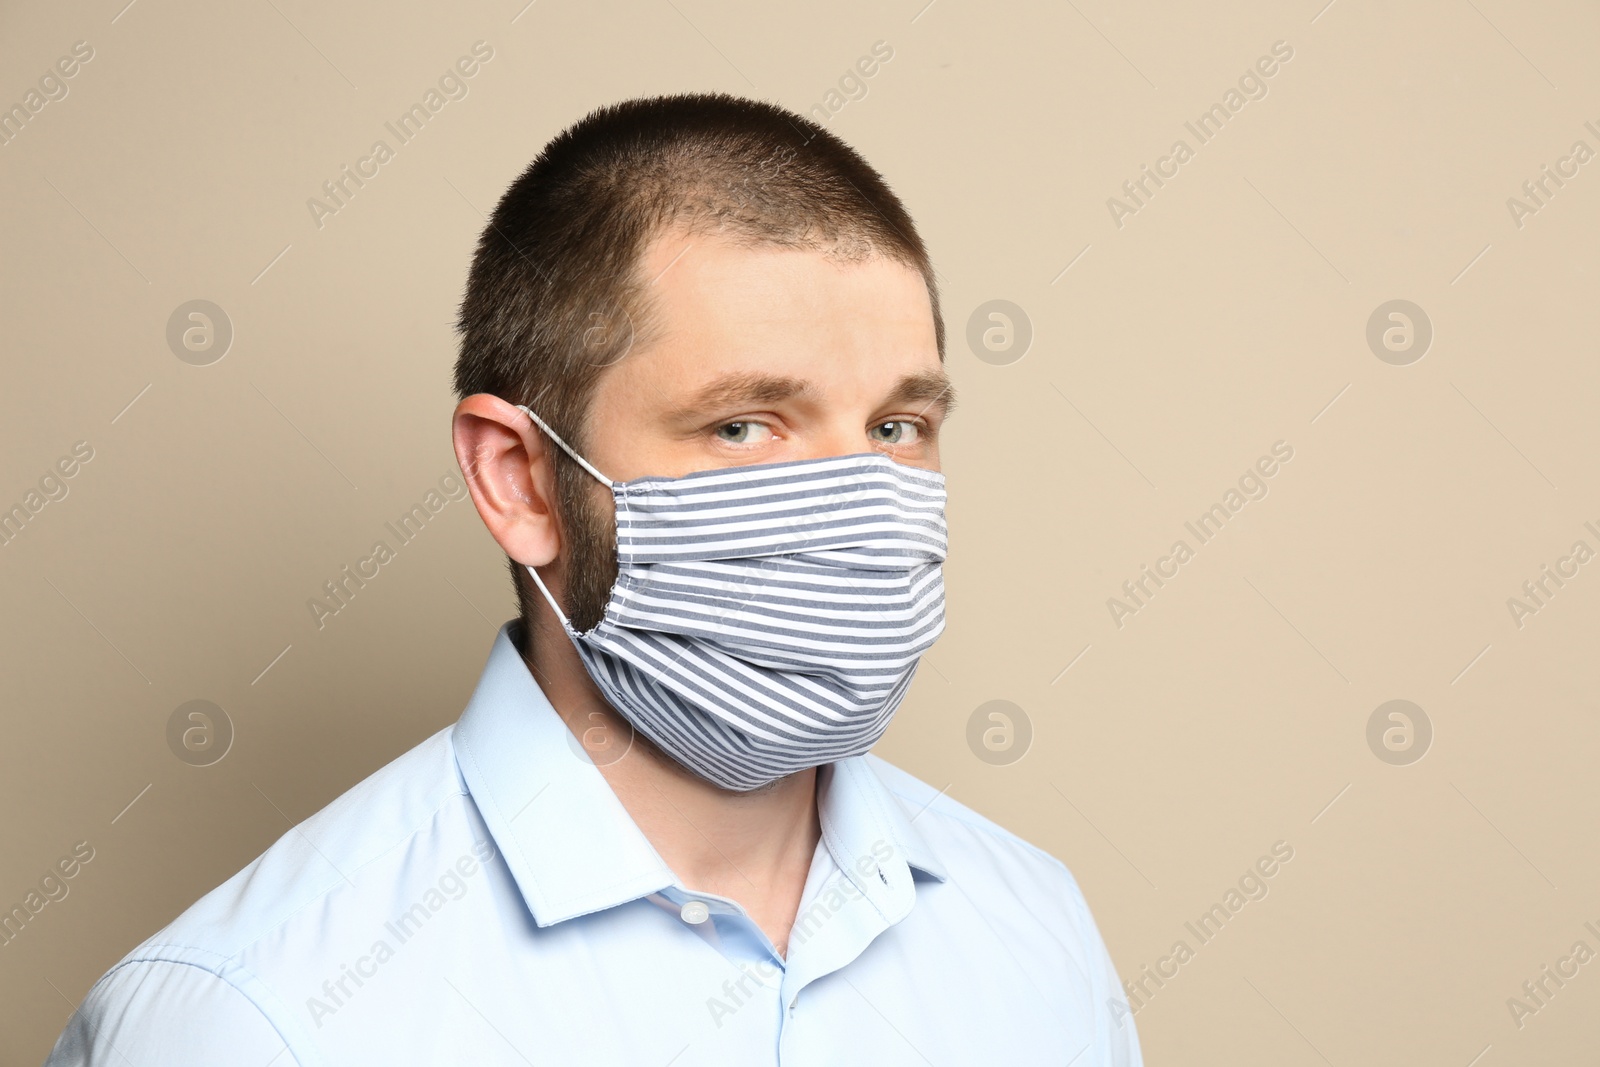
518,612,823,954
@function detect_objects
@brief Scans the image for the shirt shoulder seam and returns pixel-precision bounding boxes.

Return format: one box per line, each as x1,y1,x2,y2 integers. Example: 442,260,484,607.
86,955,310,1066
149,780,473,964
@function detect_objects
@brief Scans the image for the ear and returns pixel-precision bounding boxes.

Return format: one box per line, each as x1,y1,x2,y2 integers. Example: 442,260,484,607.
452,394,561,568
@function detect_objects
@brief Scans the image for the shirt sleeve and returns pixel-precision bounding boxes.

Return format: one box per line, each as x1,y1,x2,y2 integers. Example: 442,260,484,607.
43,958,296,1066
1065,873,1144,1067
1088,907,1144,1067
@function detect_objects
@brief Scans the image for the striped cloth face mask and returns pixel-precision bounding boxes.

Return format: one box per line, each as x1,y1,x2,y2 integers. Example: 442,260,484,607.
515,404,948,792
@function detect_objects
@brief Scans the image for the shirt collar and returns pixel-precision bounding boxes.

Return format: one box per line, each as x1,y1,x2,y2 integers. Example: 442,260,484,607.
452,621,947,928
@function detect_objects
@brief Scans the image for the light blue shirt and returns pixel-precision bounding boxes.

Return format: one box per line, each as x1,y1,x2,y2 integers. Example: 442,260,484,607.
47,622,1142,1065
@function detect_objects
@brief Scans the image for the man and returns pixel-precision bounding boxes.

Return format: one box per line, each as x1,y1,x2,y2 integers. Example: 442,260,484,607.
47,92,1141,1065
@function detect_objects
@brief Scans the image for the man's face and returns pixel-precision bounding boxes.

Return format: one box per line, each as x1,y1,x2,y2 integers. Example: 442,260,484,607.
558,227,952,631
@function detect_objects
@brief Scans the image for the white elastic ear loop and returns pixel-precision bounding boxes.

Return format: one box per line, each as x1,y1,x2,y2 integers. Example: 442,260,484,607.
515,404,613,488
523,560,578,638
515,403,611,637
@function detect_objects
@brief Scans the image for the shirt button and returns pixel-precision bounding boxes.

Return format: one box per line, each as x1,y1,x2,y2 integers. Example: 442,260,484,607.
679,900,710,925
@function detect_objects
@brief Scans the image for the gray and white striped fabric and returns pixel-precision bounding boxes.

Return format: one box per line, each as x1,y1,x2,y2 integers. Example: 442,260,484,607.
517,404,947,791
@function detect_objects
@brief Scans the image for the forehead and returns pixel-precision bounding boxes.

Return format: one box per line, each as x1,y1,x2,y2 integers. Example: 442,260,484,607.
601,227,939,401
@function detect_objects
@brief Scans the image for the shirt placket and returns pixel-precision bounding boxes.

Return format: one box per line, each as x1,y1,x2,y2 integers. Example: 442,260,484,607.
775,859,909,1065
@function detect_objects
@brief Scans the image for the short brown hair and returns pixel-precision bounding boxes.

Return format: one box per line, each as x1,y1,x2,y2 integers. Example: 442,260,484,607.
453,91,945,640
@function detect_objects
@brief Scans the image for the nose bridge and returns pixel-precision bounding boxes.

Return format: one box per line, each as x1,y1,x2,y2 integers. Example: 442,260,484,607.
780,399,864,463
807,432,876,464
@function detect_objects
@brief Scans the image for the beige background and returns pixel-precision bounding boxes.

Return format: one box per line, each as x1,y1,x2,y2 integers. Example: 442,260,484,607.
3,0,1597,1062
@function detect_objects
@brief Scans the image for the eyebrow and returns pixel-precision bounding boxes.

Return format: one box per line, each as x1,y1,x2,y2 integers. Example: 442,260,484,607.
664,371,815,425
885,369,959,422
662,369,958,426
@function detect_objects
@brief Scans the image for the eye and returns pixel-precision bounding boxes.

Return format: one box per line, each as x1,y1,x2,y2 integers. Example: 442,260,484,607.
868,420,921,446
713,420,776,446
